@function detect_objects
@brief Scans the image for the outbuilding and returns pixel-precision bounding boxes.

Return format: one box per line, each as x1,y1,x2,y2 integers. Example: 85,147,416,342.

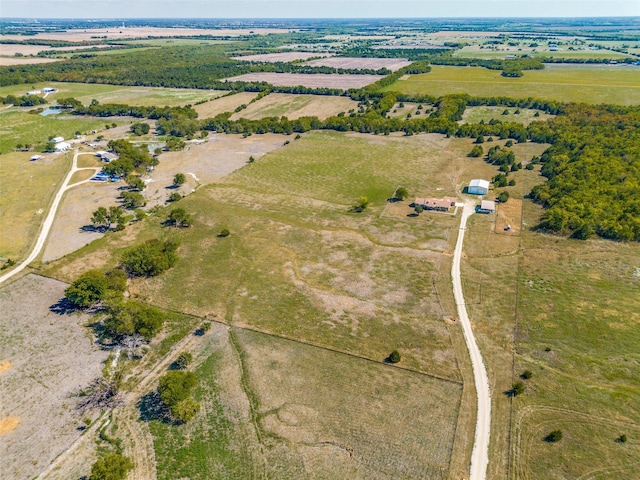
55,141,71,151
468,179,490,195
478,200,496,214
30,155,43,161
52,136,64,144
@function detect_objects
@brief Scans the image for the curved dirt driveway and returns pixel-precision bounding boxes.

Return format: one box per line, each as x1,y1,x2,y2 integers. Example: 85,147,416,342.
452,201,491,480
0,150,96,285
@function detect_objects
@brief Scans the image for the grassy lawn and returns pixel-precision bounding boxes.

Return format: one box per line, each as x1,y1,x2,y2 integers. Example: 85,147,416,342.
382,65,640,105
0,109,112,154
0,151,70,260
460,106,554,126
0,82,227,108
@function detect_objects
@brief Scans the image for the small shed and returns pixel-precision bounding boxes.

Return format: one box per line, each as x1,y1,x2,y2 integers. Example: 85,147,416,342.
468,179,490,195
30,155,43,161
478,200,496,214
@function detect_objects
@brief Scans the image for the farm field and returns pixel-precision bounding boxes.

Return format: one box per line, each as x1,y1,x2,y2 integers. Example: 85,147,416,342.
224,72,385,89
382,65,640,105
0,56,61,66
229,93,357,120
193,92,259,118
0,44,114,56
305,56,412,71
232,52,331,62
453,45,632,60
0,82,227,107
460,106,554,125
0,274,109,480
0,151,70,261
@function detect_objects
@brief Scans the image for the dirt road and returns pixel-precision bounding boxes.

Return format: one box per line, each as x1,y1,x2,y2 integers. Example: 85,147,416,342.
451,201,491,480
0,150,96,285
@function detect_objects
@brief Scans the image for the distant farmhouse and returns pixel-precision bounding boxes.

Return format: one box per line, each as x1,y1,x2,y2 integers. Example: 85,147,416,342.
414,196,458,212
468,179,490,195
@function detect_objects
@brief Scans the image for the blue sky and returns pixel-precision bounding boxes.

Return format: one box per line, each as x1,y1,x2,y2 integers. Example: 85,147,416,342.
2,0,639,19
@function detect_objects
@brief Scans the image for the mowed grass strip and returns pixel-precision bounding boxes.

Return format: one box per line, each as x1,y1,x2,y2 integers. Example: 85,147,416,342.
382,65,640,105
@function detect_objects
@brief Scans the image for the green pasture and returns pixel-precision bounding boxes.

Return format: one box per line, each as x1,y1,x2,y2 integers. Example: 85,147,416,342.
0,82,227,108
453,46,632,60
382,65,640,105
460,106,553,126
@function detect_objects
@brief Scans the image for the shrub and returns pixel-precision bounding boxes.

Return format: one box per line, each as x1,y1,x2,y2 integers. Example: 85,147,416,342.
511,381,525,396
618,434,628,443
218,228,230,238
497,191,510,203
388,350,401,363
168,192,182,202
90,453,133,480
159,370,197,408
545,430,563,442
520,370,533,379
505,140,513,147
102,299,165,341
394,187,409,200
525,163,534,170
65,269,127,308
167,208,192,228
170,397,200,423
475,135,485,144
468,145,484,157
175,352,193,369
351,196,369,213
121,239,179,277
414,205,424,215
120,191,146,209
173,173,186,186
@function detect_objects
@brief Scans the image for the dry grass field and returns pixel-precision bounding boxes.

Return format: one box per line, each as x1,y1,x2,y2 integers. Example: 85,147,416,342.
494,199,522,235
0,57,61,66
0,274,109,480
193,92,259,118
224,73,385,90
0,44,113,56
232,52,331,62
305,57,412,71
230,93,357,120
460,106,554,126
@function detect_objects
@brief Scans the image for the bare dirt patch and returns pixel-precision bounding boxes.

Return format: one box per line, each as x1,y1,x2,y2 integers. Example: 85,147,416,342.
224,73,385,90
495,199,522,235
0,361,12,374
0,416,20,435
233,52,331,62
194,92,258,118
305,56,412,72
0,274,109,480
230,93,357,121
0,44,113,56
41,181,122,263
0,57,61,66
143,133,288,206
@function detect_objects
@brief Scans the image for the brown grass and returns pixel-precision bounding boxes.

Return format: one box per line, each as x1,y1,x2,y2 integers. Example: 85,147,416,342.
495,199,522,235
0,417,20,435
305,56,412,72
223,73,385,90
0,57,60,66
193,92,258,118
233,52,331,62
230,93,357,121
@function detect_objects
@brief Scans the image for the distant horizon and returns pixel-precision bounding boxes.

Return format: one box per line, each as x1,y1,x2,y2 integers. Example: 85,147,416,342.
2,1,639,20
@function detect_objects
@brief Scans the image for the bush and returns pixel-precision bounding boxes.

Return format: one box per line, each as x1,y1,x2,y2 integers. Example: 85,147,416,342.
511,381,525,396
351,196,369,213
394,187,409,200
167,208,192,228
173,173,186,186
159,370,197,408
170,397,200,423
468,145,484,157
545,430,563,442
520,370,533,379
90,453,133,480
130,122,150,136
218,228,230,238
121,239,179,277
168,192,182,202
388,350,401,363
120,191,146,209
618,434,628,443
414,205,424,215
525,163,535,170
65,269,127,308
505,140,513,147
175,352,193,369
475,135,484,144
102,299,165,341
497,191,510,203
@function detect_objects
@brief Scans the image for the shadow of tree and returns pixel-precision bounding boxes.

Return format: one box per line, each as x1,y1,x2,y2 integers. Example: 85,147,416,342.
138,391,169,423
49,297,80,315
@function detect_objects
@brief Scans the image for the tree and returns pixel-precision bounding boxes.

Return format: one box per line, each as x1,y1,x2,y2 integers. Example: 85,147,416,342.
468,145,484,157
388,350,401,363
175,352,193,369
130,122,150,136
173,173,186,187
475,135,485,144
65,270,109,308
170,397,200,423
165,136,186,151
511,381,525,396
414,205,424,215
218,228,230,238
352,196,369,213
121,239,179,277
167,208,192,228
520,370,533,380
102,299,165,341
168,192,182,202
545,430,563,443
125,175,146,191
90,453,133,480
120,191,146,209
158,370,197,407
122,334,144,359
394,187,408,201
497,191,510,203
618,434,628,443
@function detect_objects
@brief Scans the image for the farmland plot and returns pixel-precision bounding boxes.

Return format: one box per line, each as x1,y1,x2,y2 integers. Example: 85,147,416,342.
305,56,412,72
224,72,385,89
230,93,357,120
232,52,331,62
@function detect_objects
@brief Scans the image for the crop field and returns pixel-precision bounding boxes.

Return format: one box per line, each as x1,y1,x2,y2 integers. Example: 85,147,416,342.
382,65,640,105
193,92,259,118
0,44,114,56
224,72,385,89
229,93,357,120
305,56,412,71
460,106,554,126
0,151,70,261
0,274,109,480
453,45,632,60
0,56,61,66
232,52,331,62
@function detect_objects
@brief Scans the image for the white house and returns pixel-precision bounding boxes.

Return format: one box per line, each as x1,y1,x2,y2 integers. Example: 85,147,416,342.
468,179,490,195
52,136,64,143
55,141,71,151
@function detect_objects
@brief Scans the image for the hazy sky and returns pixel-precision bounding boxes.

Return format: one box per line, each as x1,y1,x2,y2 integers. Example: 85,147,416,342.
2,0,639,19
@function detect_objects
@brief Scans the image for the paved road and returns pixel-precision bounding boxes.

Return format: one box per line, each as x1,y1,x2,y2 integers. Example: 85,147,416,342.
452,201,491,480
0,150,95,285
